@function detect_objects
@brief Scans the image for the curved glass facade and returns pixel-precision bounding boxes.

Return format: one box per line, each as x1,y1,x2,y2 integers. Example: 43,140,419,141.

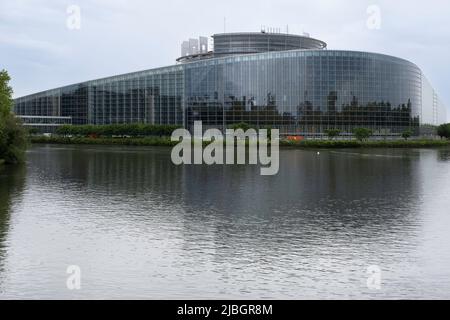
13,33,446,135
185,50,422,134
14,66,185,126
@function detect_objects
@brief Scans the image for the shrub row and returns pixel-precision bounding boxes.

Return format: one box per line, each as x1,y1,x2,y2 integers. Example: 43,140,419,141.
437,123,450,139
56,124,182,137
31,136,178,147
281,139,450,149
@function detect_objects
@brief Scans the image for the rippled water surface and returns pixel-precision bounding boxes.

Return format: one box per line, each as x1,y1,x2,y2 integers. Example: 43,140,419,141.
1,144,450,299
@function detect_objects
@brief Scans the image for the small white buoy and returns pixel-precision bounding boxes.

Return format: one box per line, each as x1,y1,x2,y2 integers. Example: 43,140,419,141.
317,152,320,155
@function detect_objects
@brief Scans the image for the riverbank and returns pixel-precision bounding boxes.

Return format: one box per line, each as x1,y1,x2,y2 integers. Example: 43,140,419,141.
281,139,450,148
30,136,450,149
31,136,176,147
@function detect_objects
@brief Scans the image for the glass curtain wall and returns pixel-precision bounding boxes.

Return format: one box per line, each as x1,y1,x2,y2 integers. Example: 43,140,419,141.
185,50,422,135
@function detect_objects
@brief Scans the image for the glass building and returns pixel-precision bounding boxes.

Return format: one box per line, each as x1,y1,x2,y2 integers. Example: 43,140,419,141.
14,32,447,135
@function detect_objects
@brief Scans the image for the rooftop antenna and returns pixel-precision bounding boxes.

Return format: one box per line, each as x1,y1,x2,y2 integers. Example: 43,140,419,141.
224,17,226,33
286,25,289,34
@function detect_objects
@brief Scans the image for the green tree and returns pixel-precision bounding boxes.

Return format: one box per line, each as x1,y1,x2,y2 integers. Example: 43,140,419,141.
0,70,14,118
437,123,450,139
352,127,373,142
0,70,28,164
324,129,341,140
401,129,413,141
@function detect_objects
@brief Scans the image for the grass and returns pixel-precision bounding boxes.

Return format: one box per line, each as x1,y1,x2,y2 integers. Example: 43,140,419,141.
280,139,450,149
30,136,450,149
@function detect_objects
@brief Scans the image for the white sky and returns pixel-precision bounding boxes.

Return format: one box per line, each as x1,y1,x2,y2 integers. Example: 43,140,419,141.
1,0,449,119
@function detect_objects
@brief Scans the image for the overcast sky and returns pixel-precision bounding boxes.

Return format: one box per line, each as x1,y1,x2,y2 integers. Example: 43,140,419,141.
1,0,449,117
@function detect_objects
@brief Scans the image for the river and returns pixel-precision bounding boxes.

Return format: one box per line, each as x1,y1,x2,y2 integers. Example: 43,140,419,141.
1,144,450,299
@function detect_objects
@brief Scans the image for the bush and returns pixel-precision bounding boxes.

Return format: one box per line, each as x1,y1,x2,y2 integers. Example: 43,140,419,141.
324,129,341,140
401,129,413,141
0,114,28,164
352,128,373,142
437,123,450,139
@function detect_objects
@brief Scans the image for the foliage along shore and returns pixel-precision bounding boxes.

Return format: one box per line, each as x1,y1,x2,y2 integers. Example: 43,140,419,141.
1,69,28,164
30,135,450,149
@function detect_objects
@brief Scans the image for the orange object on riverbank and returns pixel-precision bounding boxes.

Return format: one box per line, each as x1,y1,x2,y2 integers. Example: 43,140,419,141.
286,136,304,141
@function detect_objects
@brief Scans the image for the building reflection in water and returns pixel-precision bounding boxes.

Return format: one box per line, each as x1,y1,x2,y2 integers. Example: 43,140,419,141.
2,145,450,299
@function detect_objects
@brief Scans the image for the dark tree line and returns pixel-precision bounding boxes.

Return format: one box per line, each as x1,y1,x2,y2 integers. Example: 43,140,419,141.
0,70,27,164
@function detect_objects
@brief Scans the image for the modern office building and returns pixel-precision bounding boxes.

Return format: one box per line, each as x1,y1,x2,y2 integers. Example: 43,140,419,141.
14,31,447,135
